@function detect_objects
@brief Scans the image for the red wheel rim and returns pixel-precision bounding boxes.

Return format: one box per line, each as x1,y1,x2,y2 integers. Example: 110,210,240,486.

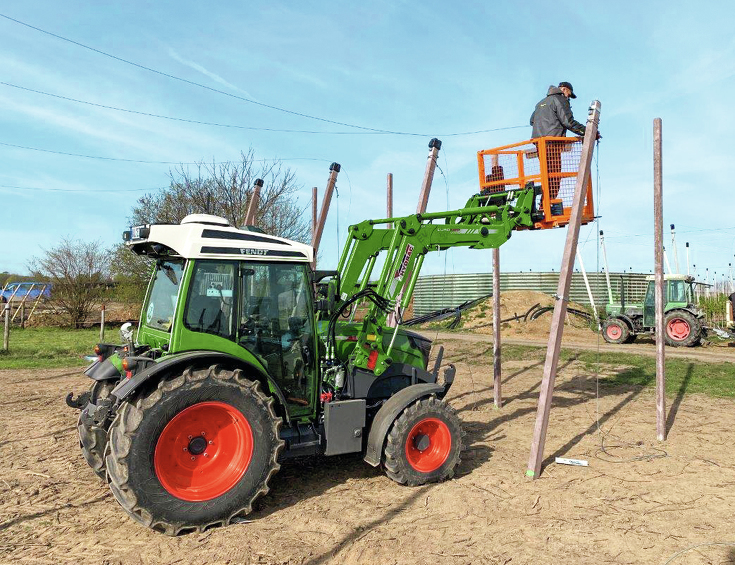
154,401,253,502
667,318,690,341
405,417,452,473
606,324,622,340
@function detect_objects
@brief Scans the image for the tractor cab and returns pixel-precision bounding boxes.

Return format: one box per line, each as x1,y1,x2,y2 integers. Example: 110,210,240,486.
123,213,319,418
641,274,697,327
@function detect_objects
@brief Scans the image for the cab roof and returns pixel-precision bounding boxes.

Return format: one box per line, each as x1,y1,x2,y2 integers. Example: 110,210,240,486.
123,214,313,263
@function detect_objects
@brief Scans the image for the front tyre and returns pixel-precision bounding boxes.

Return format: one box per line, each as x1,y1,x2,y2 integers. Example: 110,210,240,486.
382,396,463,487
601,318,631,344
105,365,283,535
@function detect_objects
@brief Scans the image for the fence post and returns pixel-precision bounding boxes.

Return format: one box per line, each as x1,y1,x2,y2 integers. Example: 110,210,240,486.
100,304,106,341
653,118,666,442
3,304,9,352
20,302,25,329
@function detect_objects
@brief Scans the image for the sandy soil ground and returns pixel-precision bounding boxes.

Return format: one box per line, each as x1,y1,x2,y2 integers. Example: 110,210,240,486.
2,338,735,565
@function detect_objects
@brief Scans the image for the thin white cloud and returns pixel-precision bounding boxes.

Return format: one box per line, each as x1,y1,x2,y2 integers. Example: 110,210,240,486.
167,48,257,100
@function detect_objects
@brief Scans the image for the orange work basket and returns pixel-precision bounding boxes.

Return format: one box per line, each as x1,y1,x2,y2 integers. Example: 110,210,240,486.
477,137,594,229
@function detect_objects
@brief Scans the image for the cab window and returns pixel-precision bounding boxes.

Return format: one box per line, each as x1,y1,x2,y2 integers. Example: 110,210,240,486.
184,261,236,340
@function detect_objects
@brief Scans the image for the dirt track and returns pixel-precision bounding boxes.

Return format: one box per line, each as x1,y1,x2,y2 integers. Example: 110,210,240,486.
2,338,735,564
434,331,735,364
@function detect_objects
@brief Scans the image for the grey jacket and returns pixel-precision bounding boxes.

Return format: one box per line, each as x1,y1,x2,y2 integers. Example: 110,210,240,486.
530,86,586,138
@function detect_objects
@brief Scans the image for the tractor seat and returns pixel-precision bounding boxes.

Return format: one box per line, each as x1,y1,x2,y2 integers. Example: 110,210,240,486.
187,296,222,333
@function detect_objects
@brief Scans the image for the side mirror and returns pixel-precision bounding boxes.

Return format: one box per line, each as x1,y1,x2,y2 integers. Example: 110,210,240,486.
120,322,135,345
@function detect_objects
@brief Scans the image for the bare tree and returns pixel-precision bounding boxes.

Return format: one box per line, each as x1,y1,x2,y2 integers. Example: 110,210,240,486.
29,239,110,328
131,149,309,242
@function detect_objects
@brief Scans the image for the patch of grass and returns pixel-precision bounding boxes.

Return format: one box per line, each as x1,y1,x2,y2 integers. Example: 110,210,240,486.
0,327,99,369
507,343,735,399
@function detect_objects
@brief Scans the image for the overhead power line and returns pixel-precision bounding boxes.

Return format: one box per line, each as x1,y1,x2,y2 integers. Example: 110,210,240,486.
0,183,160,193
0,81,527,137
0,140,333,165
0,14,528,138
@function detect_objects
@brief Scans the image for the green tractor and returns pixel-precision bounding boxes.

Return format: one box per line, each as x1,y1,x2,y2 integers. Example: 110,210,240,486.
601,274,705,347
67,183,541,534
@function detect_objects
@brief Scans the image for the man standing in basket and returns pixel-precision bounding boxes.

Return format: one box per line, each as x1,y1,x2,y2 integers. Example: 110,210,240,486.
530,82,594,199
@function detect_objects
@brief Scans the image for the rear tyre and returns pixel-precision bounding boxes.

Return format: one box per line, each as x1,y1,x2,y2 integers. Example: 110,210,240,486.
601,318,630,344
105,365,283,535
664,310,701,347
382,396,463,487
78,380,116,480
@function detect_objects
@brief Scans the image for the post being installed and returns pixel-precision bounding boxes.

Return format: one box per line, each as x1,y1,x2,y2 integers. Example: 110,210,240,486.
526,100,601,479
416,139,442,214
670,224,680,274
493,247,502,409
244,178,264,225
387,173,393,228
100,304,106,341
686,242,690,276
311,187,318,239
311,163,341,267
600,230,613,303
654,118,666,442
576,250,600,329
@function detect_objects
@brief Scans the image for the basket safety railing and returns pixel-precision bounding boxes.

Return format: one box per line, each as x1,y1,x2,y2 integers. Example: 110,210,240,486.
477,137,594,229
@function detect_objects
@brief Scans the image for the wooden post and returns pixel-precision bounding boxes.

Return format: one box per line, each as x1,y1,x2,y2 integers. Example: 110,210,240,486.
685,242,690,276
654,118,666,441
100,304,106,342
20,302,25,329
493,248,502,409
311,163,341,267
3,303,9,352
416,139,442,214
600,230,614,303
244,178,264,225
387,173,393,228
670,224,680,274
526,100,601,479
576,250,600,329
311,186,318,239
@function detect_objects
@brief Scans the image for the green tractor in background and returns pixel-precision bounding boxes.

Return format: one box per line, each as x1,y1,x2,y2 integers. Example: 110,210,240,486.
601,274,705,347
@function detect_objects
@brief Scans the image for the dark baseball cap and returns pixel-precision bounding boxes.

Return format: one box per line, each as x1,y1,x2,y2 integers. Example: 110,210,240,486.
558,81,576,98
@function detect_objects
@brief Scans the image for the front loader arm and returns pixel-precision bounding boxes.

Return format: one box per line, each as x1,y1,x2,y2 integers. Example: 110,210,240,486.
334,187,536,376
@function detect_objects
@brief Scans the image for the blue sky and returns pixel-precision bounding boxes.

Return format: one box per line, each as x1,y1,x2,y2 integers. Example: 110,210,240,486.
2,1,734,285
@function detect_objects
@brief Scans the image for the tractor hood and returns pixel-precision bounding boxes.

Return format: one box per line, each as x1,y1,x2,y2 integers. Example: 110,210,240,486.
123,214,313,263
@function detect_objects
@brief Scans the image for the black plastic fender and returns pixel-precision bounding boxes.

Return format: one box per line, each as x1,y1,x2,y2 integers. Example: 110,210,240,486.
110,351,291,425
364,382,446,467
84,358,122,382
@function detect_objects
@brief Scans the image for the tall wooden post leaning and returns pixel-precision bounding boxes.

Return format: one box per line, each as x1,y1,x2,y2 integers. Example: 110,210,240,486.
387,173,393,228
244,178,264,225
100,304,106,341
311,187,318,239
526,100,601,479
416,139,442,214
311,163,341,268
654,118,666,441
493,248,502,409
